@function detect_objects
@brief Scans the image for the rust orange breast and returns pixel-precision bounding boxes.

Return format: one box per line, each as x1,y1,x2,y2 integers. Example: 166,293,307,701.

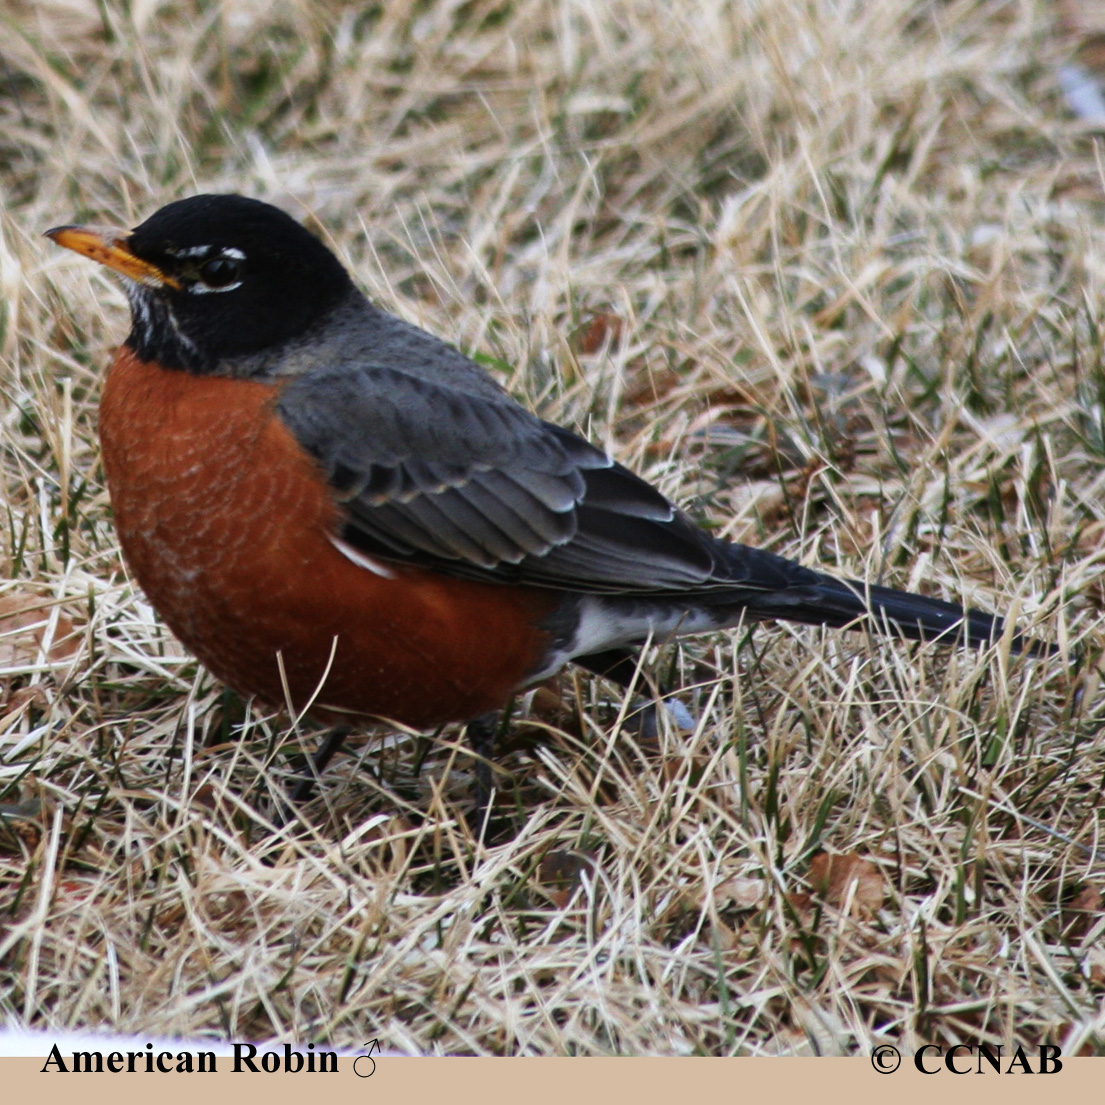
98,348,558,728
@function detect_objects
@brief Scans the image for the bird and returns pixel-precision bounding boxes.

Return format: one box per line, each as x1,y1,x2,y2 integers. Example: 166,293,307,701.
46,194,1048,810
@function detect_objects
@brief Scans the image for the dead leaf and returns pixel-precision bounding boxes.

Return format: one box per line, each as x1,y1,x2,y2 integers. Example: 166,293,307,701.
4,686,48,713
528,679,575,726
786,890,814,924
572,313,625,355
0,798,45,852
535,850,594,908
1063,885,1103,940
622,367,682,409
0,594,81,668
714,875,766,912
808,852,886,916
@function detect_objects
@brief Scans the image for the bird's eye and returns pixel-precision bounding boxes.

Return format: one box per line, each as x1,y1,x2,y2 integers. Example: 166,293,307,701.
198,256,242,288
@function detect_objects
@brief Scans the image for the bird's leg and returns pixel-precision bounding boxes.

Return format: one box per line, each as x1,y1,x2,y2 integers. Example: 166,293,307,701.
466,711,500,833
574,648,694,737
272,724,350,830
288,725,350,804
575,648,659,732
573,647,643,689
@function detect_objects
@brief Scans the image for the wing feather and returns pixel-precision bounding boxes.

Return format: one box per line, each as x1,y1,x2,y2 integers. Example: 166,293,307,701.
277,360,746,594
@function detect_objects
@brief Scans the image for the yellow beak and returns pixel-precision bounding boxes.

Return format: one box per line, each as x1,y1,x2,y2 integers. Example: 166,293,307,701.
44,225,181,290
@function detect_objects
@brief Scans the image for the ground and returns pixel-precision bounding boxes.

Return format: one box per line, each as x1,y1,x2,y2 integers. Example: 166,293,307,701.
1,0,1104,1056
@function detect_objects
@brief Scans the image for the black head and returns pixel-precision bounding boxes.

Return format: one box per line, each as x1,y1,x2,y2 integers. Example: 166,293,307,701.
48,194,356,374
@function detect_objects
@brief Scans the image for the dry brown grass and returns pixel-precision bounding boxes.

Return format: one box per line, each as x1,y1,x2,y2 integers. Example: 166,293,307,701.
2,0,1105,1056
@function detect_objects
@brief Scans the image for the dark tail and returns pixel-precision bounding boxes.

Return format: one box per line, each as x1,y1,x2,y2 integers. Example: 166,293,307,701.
740,573,1052,657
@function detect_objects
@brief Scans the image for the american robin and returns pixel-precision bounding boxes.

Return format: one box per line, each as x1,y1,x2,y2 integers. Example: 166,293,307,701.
46,195,1046,794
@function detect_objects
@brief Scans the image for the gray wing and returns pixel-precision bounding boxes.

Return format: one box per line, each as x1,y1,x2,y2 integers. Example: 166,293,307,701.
273,356,1034,655
276,361,800,594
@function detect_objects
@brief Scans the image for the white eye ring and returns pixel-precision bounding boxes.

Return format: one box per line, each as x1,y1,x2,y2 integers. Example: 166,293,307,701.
190,253,244,294
199,257,241,285
165,246,248,293
189,280,243,295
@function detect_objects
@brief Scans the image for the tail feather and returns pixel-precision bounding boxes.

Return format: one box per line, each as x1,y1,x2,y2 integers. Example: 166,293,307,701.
740,574,1051,657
